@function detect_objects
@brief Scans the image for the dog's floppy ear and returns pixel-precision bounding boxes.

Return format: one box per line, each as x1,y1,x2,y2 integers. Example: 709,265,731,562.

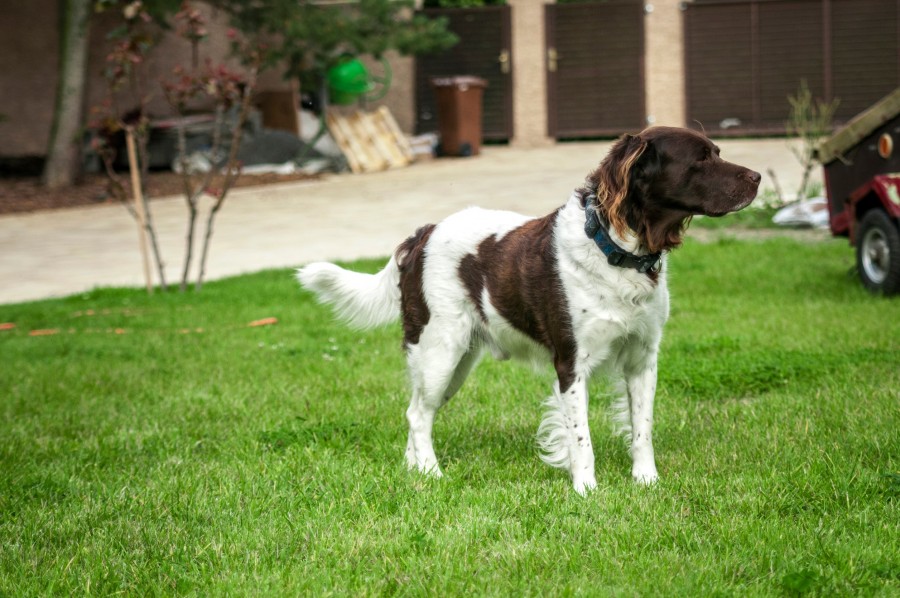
591,133,648,238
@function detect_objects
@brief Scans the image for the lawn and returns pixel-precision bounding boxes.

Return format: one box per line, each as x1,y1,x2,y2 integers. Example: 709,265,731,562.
1,234,898,596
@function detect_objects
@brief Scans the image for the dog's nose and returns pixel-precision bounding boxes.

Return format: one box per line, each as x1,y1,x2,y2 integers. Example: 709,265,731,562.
747,170,762,185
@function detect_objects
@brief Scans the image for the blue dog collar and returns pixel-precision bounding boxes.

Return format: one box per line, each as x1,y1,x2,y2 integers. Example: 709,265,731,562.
583,194,661,274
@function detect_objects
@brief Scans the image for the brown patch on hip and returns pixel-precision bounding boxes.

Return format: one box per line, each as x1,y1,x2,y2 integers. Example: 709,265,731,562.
397,224,436,348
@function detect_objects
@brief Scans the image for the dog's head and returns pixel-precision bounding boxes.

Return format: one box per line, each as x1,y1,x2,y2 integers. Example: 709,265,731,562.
585,126,761,253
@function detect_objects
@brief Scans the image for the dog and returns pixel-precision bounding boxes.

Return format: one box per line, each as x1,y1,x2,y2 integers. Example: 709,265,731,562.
298,126,760,494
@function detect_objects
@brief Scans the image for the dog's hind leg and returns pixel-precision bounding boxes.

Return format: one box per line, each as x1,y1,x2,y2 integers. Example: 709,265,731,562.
404,324,478,477
442,344,483,405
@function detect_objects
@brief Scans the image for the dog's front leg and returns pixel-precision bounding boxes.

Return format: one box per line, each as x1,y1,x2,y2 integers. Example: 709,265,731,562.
565,376,598,495
625,356,659,484
538,372,597,496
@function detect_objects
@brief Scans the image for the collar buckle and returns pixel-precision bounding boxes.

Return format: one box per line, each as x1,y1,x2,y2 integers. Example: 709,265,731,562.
607,251,625,267
637,257,656,273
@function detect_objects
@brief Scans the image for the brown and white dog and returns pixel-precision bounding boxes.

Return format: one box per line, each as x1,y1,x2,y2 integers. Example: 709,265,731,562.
298,126,760,494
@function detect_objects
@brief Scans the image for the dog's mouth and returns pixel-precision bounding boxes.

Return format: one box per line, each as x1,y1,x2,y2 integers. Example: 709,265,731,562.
703,186,759,217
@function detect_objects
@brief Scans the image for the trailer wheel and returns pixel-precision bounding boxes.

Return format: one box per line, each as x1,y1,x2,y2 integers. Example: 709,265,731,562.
856,209,900,295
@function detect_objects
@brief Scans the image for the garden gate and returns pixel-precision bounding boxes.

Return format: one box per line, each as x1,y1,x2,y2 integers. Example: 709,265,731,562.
544,0,645,138
684,0,900,135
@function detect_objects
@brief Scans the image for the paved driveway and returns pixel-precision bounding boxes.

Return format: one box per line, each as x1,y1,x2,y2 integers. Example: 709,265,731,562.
0,138,815,305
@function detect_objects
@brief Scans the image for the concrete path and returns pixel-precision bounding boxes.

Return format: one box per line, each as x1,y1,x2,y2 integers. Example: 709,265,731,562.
0,138,817,305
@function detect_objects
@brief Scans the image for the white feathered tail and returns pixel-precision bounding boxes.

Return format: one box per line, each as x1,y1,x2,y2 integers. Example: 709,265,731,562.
297,257,401,329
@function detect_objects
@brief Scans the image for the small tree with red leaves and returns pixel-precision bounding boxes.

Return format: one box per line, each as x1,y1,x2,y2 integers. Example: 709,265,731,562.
161,5,265,291
93,1,264,293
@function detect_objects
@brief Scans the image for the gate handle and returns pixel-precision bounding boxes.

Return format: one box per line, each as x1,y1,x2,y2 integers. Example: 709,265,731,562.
547,48,558,73
499,50,510,74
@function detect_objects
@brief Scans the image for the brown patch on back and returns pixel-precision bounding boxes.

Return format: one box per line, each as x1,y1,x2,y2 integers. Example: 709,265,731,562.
459,211,579,391
397,224,436,347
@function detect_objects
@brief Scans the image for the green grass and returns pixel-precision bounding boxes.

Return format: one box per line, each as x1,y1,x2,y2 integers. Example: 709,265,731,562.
1,236,898,596
692,205,781,230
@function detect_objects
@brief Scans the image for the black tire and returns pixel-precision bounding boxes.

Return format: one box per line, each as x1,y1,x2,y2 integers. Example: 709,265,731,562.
856,209,900,295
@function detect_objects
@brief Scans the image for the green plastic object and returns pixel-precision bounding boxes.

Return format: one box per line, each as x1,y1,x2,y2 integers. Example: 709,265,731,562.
327,58,373,105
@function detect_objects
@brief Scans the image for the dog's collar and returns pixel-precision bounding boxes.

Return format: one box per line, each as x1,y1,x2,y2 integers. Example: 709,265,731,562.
583,193,662,274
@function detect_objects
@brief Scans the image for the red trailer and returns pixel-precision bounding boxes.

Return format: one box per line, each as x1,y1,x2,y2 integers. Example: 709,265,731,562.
818,88,900,295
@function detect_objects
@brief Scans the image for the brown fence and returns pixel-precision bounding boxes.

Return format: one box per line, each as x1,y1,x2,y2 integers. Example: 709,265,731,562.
685,0,900,135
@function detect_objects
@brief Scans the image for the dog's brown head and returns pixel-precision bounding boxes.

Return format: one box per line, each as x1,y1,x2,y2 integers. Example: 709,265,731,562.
584,126,761,253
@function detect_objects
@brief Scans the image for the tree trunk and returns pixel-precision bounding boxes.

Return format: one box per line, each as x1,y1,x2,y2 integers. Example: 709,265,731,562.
42,0,91,189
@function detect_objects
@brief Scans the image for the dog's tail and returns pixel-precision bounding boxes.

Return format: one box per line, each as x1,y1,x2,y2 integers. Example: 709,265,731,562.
297,256,401,330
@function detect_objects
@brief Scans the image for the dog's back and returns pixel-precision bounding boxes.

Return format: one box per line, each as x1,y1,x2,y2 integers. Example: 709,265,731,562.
298,207,536,341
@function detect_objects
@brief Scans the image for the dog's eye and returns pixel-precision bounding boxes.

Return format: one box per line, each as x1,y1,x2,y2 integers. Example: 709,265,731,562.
699,147,719,162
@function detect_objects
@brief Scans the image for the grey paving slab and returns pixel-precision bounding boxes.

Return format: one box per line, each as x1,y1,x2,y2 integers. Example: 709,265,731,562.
0,138,815,305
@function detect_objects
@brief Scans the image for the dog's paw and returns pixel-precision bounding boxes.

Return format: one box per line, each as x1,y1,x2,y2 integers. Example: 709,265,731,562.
572,473,598,496
631,465,659,485
416,462,443,478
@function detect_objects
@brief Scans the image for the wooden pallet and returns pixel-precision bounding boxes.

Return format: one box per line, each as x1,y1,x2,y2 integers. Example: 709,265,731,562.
326,106,414,174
